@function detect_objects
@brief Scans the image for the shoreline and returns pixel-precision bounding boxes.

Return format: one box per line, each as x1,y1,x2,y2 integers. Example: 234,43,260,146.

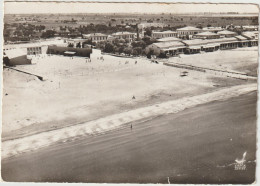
2,83,257,160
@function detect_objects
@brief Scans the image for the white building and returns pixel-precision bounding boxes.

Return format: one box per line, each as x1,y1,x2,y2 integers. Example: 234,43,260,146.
217,30,237,38
112,32,135,41
202,27,223,33
193,32,220,39
156,37,181,42
151,30,178,39
82,33,108,42
176,26,202,38
145,41,186,56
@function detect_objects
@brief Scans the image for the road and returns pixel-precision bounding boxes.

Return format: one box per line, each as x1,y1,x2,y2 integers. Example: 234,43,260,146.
2,91,256,184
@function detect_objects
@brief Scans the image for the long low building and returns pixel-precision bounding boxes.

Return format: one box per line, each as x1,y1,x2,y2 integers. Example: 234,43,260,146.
82,33,108,43
4,48,32,66
193,32,220,39
146,35,257,56
151,30,178,39
156,37,181,42
182,37,241,54
47,45,92,57
145,41,186,56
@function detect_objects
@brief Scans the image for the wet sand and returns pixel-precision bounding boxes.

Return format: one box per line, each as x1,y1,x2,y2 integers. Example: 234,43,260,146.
1,91,256,184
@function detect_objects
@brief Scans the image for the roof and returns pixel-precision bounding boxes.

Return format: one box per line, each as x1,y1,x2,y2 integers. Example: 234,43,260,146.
202,27,223,31
4,48,27,59
152,41,186,49
243,25,258,28
157,37,181,42
217,30,237,35
242,32,258,39
83,33,107,37
182,37,239,46
112,32,135,36
153,30,177,34
67,38,88,42
182,39,210,46
195,32,219,36
177,26,202,31
235,35,248,41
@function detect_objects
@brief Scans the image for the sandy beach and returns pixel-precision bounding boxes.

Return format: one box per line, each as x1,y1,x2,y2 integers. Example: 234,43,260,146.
2,48,257,140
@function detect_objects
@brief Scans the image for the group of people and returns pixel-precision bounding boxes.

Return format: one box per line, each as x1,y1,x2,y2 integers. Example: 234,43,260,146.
86,58,91,63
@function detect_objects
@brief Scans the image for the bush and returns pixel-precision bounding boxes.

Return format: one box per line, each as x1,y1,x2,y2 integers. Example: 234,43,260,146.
104,43,114,53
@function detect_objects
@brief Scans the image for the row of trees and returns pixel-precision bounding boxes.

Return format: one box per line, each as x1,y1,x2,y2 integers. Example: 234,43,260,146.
95,36,157,57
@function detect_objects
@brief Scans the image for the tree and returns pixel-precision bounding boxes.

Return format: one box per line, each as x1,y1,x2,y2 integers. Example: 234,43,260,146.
76,42,81,48
124,47,132,55
104,42,114,53
68,43,74,47
131,40,146,49
144,28,152,36
132,47,142,56
41,30,56,38
147,49,154,59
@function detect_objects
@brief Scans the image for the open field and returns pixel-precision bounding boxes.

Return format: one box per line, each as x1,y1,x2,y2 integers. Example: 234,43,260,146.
2,47,257,141
5,13,258,28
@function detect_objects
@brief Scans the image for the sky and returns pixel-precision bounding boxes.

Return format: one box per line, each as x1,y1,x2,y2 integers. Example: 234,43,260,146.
4,1,259,14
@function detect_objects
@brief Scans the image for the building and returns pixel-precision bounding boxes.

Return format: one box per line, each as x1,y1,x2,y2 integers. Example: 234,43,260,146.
138,23,166,29
47,45,92,57
242,25,258,31
242,31,259,40
176,26,202,38
202,27,223,33
3,48,32,66
193,32,220,39
66,38,91,48
145,41,186,56
182,39,219,54
112,32,135,41
137,23,167,38
156,37,181,42
218,37,240,49
151,30,178,39
82,33,108,43
182,37,243,54
27,46,42,55
235,35,250,47
217,30,237,38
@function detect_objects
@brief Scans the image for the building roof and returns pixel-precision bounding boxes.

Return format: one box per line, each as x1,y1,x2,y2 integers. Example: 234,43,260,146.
138,23,166,29
152,41,186,49
202,27,223,31
112,32,135,36
242,25,258,29
217,30,237,35
234,35,248,41
182,37,239,46
153,30,177,34
177,26,202,31
195,32,219,36
4,48,27,59
157,37,181,42
242,32,258,40
83,33,107,37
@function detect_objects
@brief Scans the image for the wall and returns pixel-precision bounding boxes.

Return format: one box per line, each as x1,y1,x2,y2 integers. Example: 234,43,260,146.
47,45,92,57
